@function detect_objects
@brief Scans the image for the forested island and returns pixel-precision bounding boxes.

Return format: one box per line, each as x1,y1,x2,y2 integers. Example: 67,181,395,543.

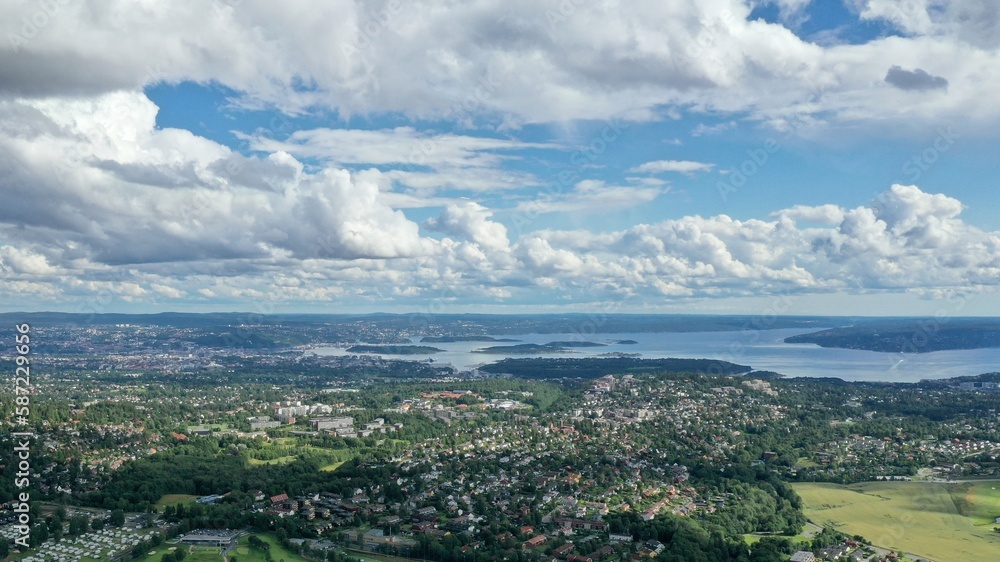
478,357,751,378
420,335,519,343
474,341,607,354
345,345,443,354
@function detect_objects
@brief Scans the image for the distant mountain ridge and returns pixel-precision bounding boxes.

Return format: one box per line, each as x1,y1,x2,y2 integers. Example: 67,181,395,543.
0,311,836,332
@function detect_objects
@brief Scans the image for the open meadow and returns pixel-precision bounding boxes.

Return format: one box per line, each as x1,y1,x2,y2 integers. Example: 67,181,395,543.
793,481,1000,562
154,494,200,509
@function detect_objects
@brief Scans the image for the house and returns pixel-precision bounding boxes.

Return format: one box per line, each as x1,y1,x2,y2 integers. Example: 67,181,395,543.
523,535,548,549
817,544,850,560
643,540,664,554
552,542,575,558
588,545,614,560
790,551,816,562
270,493,289,505
555,518,609,531
411,521,435,533
444,516,473,532
415,506,438,520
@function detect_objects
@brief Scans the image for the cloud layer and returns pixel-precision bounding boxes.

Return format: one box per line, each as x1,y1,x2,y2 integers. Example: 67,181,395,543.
2,1,1000,312
3,0,1000,130
0,90,997,309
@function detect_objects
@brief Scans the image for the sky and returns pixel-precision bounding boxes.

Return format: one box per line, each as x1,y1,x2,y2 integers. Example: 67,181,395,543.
1,0,999,316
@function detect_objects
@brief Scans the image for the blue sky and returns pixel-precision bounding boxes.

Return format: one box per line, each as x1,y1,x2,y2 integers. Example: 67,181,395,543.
2,0,999,315
145,81,995,231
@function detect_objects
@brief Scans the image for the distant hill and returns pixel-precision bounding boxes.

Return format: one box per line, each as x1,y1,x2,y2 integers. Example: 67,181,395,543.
0,311,836,332
785,318,1000,353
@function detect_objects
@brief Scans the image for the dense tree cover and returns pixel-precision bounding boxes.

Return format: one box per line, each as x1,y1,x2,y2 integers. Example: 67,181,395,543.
322,378,571,413
479,357,750,379
79,440,247,510
23,361,1000,562
79,436,422,511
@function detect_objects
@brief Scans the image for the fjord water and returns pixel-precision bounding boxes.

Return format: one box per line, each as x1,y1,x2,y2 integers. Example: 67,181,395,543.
312,328,1000,382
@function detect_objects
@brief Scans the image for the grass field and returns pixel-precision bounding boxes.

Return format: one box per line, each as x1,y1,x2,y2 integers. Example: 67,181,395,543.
341,549,415,562
155,494,199,508
794,481,1000,562
949,482,1000,526
184,547,225,562
132,546,183,562
237,533,308,562
795,457,819,468
187,423,229,432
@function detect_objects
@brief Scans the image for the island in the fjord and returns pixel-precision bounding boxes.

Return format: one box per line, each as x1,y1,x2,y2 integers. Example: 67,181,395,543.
478,356,751,378
473,341,607,354
345,344,443,354
420,335,520,343
785,318,1000,353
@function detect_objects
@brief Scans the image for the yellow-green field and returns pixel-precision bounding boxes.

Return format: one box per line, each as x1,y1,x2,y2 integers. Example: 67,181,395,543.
155,494,199,508
794,481,1000,562
950,482,1000,527
235,534,308,562
795,457,819,468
